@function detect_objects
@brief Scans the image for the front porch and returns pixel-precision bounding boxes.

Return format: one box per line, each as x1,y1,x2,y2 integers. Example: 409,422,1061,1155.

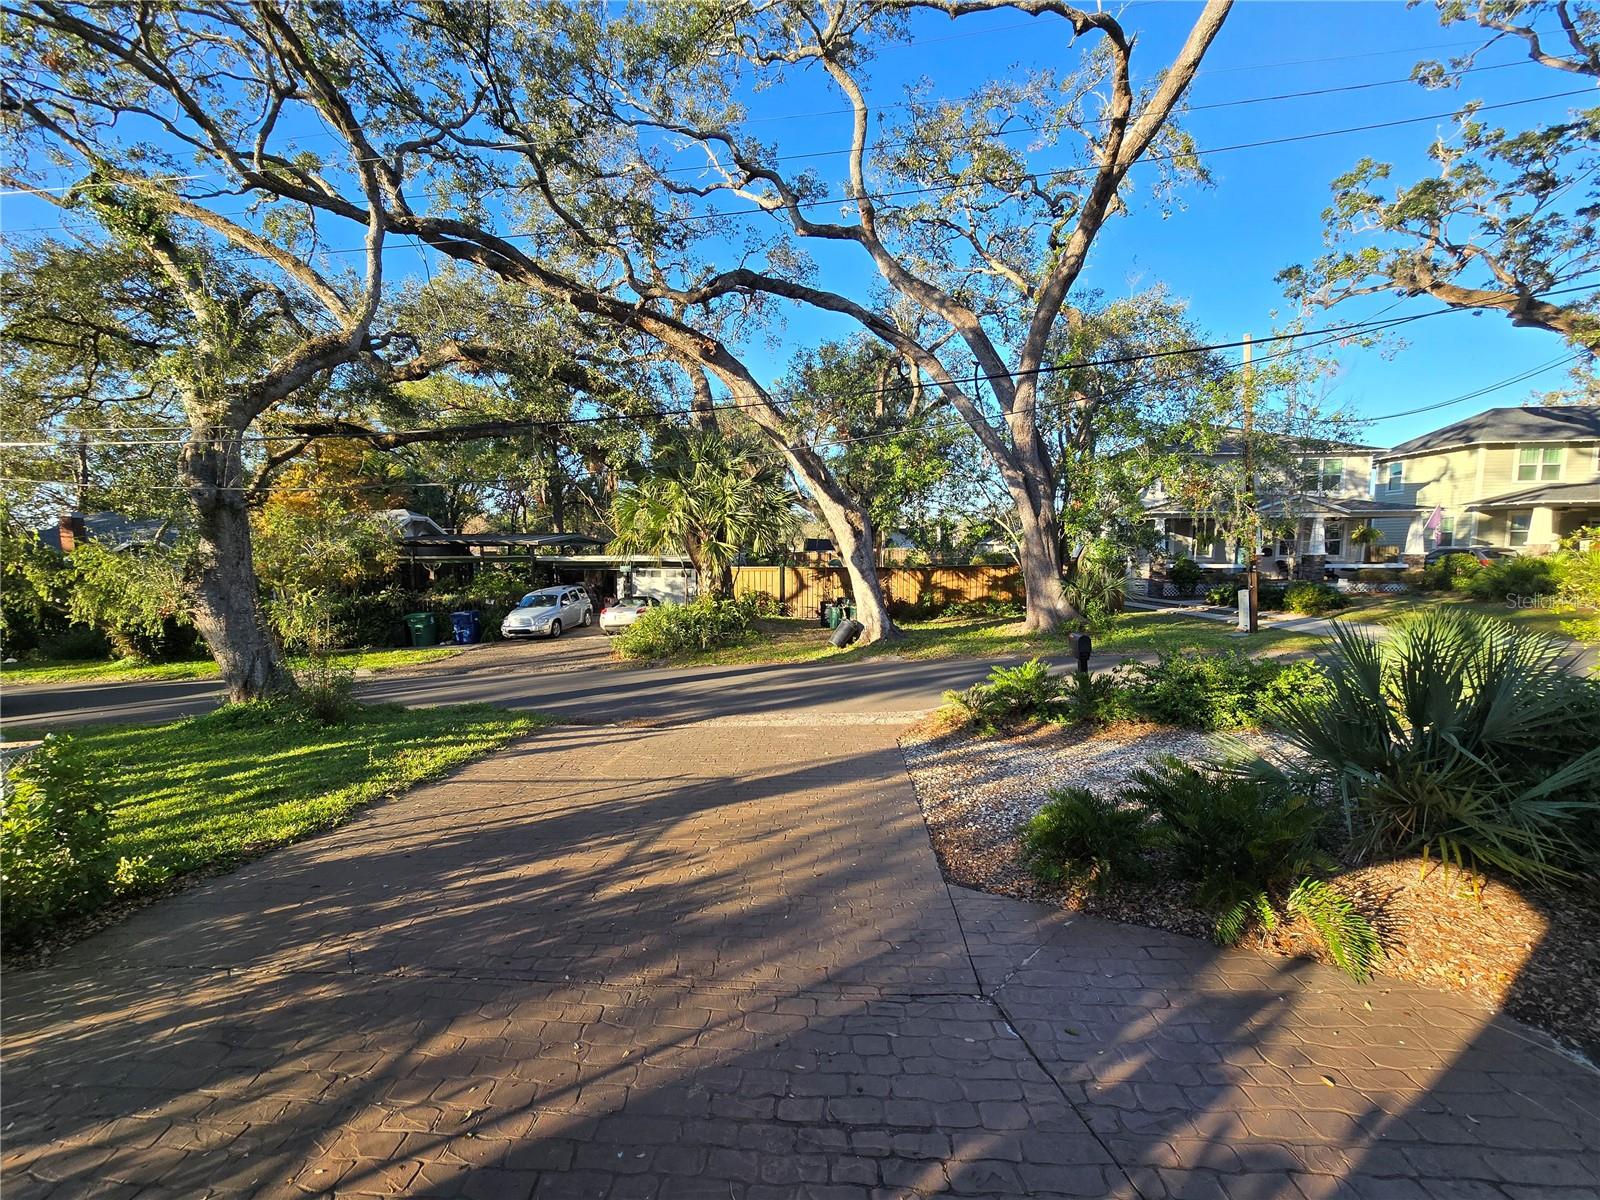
1146,495,1420,581
1469,481,1600,554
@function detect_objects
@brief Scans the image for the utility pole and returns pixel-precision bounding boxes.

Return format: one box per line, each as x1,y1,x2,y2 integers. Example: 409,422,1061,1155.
1241,334,1259,634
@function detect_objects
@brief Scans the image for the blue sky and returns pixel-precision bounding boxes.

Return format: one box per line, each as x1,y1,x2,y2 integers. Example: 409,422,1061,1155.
706,1,1596,445
3,2,1592,450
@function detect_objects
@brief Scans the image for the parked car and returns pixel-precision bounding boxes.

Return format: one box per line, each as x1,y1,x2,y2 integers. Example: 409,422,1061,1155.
500,586,593,639
1422,544,1517,567
599,594,660,635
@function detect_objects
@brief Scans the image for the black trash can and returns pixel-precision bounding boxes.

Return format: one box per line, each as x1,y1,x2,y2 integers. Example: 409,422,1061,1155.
830,617,864,648
450,610,482,645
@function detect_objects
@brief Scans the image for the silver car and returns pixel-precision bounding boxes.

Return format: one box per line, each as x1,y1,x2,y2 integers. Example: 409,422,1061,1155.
500,586,593,639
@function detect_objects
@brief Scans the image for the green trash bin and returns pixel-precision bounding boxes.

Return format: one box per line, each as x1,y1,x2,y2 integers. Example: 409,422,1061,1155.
404,611,437,647
824,602,843,630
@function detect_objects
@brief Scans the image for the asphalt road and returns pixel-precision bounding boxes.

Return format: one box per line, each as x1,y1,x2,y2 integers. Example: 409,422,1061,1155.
0,629,1044,731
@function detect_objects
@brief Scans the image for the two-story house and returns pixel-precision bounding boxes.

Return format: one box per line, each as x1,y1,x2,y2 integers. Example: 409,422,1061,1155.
1373,406,1600,556
1142,436,1421,578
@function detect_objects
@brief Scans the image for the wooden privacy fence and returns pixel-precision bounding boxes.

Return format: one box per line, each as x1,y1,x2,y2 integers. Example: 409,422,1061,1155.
731,564,1021,618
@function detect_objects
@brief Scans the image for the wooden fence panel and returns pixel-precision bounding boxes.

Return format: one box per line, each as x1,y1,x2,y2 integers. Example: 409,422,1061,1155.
732,564,1021,617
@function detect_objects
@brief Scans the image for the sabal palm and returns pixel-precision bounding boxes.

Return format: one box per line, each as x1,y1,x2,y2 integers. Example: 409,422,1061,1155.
611,429,798,596
1268,610,1600,880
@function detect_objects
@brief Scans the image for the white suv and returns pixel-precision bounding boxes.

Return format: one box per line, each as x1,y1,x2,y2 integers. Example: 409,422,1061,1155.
500,587,593,639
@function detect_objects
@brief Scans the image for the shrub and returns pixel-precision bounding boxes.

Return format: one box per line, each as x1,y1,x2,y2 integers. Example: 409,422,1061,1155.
62,541,195,660
1,736,114,945
943,657,1065,731
613,596,760,659
1166,556,1203,597
295,656,359,726
1283,581,1348,616
1556,547,1600,608
1258,583,1288,610
1114,651,1323,731
1065,546,1127,628
1463,555,1557,604
1420,552,1483,592
945,597,1024,619
1267,610,1600,882
1122,756,1379,980
1020,787,1151,890
1205,581,1242,607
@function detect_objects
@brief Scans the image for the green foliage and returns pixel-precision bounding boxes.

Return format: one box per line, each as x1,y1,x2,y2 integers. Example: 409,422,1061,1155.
944,597,1025,619
1,736,114,946
0,501,66,655
1115,651,1325,732
1205,580,1243,607
612,430,798,595
1064,543,1128,628
1283,581,1348,615
6,703,539,941
943,657,1066,731
1121,755,1378,979
1126,756,1332,913
1280,878,1382,982
612,596,764,659
61,541,195,660
1166,556,1203,597
1267,610,1600,881
1462,555,1558,603
1554,548,1600,608
1420,551,1483,592
1020,787,1151,890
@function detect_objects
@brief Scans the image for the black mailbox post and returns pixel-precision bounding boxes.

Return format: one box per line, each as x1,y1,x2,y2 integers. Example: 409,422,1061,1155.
1075,630,1092,674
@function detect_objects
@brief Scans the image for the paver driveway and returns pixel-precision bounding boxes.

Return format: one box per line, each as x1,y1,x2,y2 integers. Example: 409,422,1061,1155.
3,716,1596,1199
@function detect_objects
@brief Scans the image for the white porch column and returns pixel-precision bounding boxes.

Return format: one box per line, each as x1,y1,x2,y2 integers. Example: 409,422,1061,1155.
1528,506,1557,551
1308,514,1327,555
1404,516,1425,556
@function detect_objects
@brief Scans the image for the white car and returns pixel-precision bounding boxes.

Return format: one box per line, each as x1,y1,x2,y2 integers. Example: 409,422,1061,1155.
500,586,592,639
598,593,661,635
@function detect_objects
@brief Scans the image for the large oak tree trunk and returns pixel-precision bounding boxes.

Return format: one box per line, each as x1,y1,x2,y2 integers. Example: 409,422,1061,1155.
810,485,895,643
1006,412,1080,632
183,437,295,703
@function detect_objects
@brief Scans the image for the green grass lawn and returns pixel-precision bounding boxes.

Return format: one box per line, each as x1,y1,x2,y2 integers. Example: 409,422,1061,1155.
665,609,1323,668
27,702,542,911
1,645,463,687
1344,593,1598,642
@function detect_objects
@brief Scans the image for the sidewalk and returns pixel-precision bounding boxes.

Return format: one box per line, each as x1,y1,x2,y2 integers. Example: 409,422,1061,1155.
3,717,1595,1198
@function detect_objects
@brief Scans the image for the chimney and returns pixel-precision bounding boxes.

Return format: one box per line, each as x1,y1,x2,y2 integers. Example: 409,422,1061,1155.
58,512,86,554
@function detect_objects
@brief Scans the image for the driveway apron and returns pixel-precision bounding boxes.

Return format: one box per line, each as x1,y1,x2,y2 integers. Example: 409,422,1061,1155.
3,716,1596,1199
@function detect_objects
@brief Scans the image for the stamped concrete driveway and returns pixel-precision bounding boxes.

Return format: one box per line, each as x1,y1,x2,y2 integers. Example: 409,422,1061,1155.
3,715,1597,1199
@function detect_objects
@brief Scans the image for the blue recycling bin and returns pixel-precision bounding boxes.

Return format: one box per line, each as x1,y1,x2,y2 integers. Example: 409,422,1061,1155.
449,610,482,645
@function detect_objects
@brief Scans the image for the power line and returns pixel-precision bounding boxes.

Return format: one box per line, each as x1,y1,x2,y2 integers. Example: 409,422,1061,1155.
5,83,1592,245
0,306,1449,451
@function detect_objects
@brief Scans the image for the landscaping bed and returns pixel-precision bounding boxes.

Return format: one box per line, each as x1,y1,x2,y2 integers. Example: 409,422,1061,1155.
902,717,1600,1061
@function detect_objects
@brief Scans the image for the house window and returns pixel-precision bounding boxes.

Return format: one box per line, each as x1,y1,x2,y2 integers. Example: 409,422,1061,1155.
1516,445,1563,481
1300,457,1346,492
1385,462,1403,492
1436,514,1456,548
1324,520,1344,558
1509,512,1532,547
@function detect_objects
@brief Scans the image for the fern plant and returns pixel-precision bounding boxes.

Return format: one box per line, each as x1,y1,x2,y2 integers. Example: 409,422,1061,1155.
1123,756,1381,981
943,657,1066,731
1215,878,1381,982
1020,787,1151,890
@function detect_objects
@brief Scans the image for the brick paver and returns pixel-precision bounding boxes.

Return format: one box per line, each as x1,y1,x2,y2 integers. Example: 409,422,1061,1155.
3,720,1596,1198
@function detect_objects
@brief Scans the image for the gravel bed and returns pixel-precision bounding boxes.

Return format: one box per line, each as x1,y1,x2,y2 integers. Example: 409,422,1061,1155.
900,718,1600,1062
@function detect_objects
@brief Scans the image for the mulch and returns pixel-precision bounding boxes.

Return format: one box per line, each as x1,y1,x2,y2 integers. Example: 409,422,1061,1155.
901,718,1600,1063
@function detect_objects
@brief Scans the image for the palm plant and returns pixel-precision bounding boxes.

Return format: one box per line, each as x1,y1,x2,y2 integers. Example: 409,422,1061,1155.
610,429,799,597
1349,523,1385,563
1267,610,1600,882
